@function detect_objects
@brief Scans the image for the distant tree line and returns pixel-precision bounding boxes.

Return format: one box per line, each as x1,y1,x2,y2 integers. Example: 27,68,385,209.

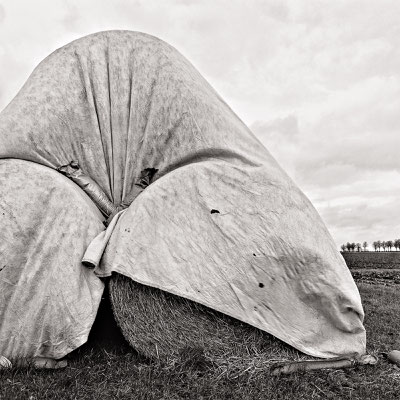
341,240,400,252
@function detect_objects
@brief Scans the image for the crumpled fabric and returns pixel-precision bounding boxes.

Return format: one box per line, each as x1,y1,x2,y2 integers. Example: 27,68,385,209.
0,30,366,360
58,160,119,217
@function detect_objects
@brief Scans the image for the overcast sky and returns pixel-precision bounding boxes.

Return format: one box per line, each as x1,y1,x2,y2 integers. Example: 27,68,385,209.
0,0,399,249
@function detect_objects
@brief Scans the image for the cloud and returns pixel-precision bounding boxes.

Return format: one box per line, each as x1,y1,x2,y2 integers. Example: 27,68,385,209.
302,168,400,247
0,4,5,24
251,115,299,138
316,193,400,249
61,3,80,32
0,0,399,248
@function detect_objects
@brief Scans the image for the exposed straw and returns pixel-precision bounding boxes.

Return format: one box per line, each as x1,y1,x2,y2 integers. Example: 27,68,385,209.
109,273,309,376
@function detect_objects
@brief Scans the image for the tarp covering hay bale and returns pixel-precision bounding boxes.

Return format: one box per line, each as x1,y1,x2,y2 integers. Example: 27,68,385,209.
109,273,306,373
0,30,366,364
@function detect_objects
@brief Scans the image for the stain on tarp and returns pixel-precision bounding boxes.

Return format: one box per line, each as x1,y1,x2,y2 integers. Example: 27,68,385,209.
210,209,220,214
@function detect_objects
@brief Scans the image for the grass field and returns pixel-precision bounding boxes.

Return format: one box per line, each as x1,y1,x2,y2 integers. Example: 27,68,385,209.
341,251,400,269
2,276,400,399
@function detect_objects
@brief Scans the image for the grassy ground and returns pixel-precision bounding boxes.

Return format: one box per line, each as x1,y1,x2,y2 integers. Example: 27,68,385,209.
2,281,400,399
341,251,400,269
352,269,400,285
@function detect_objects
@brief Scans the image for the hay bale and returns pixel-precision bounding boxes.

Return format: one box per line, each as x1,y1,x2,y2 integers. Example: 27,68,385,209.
109,273,307,373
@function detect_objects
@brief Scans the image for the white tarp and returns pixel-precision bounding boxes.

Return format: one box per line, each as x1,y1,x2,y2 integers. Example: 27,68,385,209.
0,159,104,360
0,31,366,361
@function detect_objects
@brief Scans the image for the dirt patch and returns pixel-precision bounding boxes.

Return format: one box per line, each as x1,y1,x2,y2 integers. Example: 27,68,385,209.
351,269,400,286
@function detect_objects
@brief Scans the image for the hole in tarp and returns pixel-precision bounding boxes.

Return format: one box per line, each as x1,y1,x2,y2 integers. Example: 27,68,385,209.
136,168,159,188
259,283,264,288
210,209,220,214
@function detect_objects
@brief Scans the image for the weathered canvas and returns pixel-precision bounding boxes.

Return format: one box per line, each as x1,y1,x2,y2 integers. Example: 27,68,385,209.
0,31,366,361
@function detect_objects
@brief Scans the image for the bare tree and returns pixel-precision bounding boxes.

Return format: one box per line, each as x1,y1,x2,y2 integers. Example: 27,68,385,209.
346,242,352,252
341,244,346,252
356,243,362,252
394,239,400,251
382,241,387,252
373,241,378,251
387,240,393,251
377,240,382,251
351,242,356,252
363,241,368,251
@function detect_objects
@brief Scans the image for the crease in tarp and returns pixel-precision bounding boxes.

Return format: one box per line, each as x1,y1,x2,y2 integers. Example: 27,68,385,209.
58,162,159,268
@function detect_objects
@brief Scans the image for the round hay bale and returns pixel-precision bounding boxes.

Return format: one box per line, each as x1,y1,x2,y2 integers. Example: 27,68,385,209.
109,273,305,372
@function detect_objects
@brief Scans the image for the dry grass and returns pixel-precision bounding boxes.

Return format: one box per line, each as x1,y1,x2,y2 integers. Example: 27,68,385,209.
2,274,400,399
